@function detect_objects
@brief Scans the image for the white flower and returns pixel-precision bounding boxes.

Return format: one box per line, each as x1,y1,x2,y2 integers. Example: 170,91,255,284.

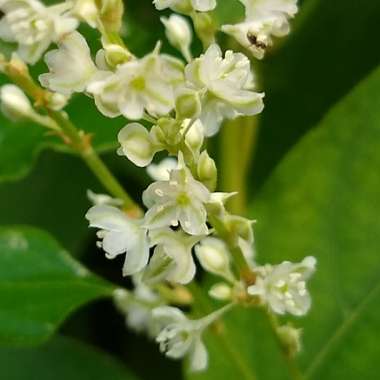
142,153,210,235
86,205,150,276
39,31,99,95
195,237,234,282
145,227,203,284
0,0,79,64
87,44,184,119
117,122,164,167
248,256,316,316
153,0,216,13
222,0,298,59
153,303,232,371
0,84,33,121
161,14,192,61
185,44,264,135
147,157,178,181
114,275,163,335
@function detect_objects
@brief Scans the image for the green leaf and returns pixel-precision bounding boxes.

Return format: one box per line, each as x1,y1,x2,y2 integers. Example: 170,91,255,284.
252,0,380,190
250,65,380,378
0,335,139,380
0,226,115,346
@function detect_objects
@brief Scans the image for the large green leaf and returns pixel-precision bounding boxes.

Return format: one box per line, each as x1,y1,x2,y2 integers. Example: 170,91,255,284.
0,335,139,380
190,64,380,380
250,65,380,378
252,0,380,190
0,226,115,346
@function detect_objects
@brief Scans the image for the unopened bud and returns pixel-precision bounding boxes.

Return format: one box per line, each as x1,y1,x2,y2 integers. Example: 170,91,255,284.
209,282,232,301
184,119,203,155
0,84,33,121
195,237,234,281
161,14,192,61
197,150,217,191
117,122,161,167
192,12,216,47
48,93,68,111
276,325,302,358
175,88,201,120
72,0,99,28
96,0,124,33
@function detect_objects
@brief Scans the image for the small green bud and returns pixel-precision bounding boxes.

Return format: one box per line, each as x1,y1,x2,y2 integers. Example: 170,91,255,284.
157,117,183,147
276,325,302,358
197,150,217,191
102,43,132,67
175,88,201,120
192,12,216,47
226,215,255,244
96,0,124,33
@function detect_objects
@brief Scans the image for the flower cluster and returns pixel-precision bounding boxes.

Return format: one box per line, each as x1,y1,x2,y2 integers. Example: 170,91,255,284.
0,0,314,373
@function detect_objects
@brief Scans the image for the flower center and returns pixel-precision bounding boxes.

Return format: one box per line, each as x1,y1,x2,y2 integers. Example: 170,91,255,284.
130,76,146,91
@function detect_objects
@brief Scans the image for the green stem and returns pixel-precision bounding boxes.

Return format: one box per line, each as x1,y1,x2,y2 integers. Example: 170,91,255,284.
48,111,142,216
266,311,304,380
188,283,258,380
2,60,141,216
208,214,256,284
220,117,259,215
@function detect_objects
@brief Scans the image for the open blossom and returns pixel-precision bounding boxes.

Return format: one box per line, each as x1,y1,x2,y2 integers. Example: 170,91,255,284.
39,31,99,95
0,0,78,64
248,256,316,316
222,0,298,59
85,205,149,276
87,44,184,120
153,0,216,13
143,153,210,235
145,227,204,284
185,44,264,135
153,303,232,371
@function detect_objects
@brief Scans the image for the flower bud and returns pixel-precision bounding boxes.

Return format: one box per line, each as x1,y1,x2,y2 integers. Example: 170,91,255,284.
72,0,99,28
226,215,255,244
184,119,203,156
195,237,234,281
0,84,33,121
48,93,68,111
276,325,302,358
97,0,124,32
161,14,192,61
192,12,216,47
209,282,232,301
197,150,217,191
156,117,182,147
117,122,162,167
175,88,201,120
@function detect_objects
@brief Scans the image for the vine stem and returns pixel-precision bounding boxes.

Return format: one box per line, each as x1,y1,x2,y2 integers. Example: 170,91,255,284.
220,116,259,215
1,58,142,217
188,283,258,380
48,111,142,217
266,311,305,380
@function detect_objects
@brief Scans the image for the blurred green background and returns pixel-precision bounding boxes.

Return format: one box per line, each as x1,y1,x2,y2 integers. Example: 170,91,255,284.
0,0,380,379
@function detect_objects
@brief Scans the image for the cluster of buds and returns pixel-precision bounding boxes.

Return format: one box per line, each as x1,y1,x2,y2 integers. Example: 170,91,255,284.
0,0,314,372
